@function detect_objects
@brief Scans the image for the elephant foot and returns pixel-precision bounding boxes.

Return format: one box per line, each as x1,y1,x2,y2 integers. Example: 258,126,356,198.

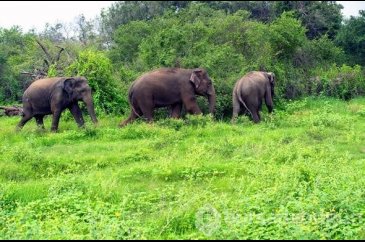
51,128,59,133
119,121,129,128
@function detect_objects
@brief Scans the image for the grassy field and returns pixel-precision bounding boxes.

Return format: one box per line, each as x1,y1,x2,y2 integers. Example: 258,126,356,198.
0,97,365,239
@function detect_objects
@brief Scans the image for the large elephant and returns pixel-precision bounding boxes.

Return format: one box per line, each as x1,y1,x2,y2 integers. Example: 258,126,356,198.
120,67,216,126
17,76,98,132
232,71,275,123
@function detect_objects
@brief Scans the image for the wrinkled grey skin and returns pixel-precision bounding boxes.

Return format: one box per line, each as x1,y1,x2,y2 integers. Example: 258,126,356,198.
232,71,275,123
120,67,216,126
17,77,98,132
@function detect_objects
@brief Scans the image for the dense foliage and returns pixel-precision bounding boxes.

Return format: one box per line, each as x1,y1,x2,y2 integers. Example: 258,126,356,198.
0,2,363,117
336,10,365,66
1,1,364,118
66,50,127,114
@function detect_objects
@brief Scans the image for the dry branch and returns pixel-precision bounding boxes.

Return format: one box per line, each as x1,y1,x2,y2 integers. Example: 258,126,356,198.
0,106,23,117
35,39,52,67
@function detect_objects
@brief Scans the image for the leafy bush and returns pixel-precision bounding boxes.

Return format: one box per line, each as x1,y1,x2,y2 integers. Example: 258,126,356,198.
311,64,365,100
335,11,365,66
2,2,365,117
66,50,127,114
47,64,57,77
110,4,355,118
109,21,152,65
269,12,307,60
0,27,37,102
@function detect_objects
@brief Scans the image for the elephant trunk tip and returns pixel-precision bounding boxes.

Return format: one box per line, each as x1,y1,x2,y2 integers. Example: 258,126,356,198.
207,86,216,115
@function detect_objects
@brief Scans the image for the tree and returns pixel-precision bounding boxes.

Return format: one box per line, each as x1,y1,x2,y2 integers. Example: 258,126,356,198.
270,12,307,59
66,50,127,114
274,1,343,39
100,1,190,45
0,27,36,102
109,21,152,65
40,22,66,43
74,14,98,46
203,1,276,22
336,10,365,66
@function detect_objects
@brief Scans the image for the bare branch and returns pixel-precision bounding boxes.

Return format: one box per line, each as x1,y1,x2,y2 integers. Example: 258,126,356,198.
55,46,65,62
0,106,23,116
43,59,50,68
20,71,36,76
21,39,68,81
35,39,52,63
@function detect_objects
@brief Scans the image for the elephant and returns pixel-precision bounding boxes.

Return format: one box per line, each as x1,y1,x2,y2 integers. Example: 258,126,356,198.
120,67,216,126
17,76,98,132
232,71,275,123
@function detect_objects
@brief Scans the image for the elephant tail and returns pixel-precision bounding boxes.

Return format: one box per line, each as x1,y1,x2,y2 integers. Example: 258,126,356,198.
128,82,143,119
128,84,134,105
236,91,253,118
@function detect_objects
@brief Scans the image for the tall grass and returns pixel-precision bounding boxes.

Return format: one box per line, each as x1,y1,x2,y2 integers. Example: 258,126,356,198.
0,97,365,239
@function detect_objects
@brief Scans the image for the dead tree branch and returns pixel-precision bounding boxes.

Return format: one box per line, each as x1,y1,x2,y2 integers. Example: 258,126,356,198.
55,46,65,62
0,106,23,117
21,39,68,82
36,39,52,67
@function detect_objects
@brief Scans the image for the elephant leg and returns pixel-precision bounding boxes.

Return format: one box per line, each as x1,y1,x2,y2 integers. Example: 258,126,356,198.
265,89,274,113
138,99,154,123
35,115,45,129
258,100,263,111
183,96,202,115
51,109,62,132
232,94,241,122
69,103,85,128
246,102,260,123
141,107,153,123
170,103,182,119
16,103,33,131
252,110,260,123
17,113,33,131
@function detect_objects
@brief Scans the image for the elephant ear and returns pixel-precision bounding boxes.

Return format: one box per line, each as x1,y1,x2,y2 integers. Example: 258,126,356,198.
190,69,203,89
267,72,275,85
75,76,88,84
63,78,76,96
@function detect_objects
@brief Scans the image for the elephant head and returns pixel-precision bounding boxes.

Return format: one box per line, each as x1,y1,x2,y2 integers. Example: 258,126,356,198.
190,69,216,114
266,72,275,97
64,77,98,124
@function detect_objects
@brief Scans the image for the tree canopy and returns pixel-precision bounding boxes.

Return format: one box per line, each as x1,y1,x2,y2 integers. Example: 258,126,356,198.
0,1,364,117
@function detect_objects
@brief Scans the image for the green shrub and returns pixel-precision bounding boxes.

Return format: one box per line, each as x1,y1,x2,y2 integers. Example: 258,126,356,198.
270,12,307,60
311,64,365,100
66,50,127,114
47,64,57,77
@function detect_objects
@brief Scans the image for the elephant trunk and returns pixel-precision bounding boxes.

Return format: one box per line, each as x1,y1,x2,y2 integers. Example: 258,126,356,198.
207,85,216,114
83,95,98,124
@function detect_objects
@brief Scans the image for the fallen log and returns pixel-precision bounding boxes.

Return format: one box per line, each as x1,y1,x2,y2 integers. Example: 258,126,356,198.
0,106,23,117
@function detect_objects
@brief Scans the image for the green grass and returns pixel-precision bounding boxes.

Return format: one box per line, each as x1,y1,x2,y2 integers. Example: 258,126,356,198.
1,97,365,239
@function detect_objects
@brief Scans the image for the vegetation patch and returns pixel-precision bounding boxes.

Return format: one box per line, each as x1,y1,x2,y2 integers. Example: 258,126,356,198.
0,98,364,239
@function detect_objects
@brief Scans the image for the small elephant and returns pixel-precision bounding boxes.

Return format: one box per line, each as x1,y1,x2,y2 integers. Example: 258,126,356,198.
232,71,275,123
120,67,216,126
17,76,98,132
